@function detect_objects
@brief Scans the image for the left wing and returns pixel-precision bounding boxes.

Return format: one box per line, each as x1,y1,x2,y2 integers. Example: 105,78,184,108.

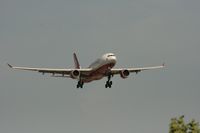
7,64,92,75
111,64,165,75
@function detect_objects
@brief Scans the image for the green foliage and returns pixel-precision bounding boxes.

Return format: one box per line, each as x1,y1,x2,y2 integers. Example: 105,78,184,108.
169,116,200,133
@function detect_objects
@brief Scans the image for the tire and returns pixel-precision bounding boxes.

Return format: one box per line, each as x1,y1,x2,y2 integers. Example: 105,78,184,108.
105,84,108,88
108,84,112,88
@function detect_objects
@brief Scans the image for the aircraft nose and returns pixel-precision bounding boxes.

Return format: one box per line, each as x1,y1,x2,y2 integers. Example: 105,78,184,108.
110,56,117,63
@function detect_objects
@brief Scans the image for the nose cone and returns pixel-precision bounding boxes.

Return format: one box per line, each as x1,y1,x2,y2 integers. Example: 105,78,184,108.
110,56,117,63
103,53,117,64
107,55,117,66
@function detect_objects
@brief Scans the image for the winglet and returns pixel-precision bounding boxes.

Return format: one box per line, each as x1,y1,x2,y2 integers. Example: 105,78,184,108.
7,63,13,68
162,63,165,67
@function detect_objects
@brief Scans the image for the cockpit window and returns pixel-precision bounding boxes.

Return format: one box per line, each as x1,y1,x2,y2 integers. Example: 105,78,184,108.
107,54,115,57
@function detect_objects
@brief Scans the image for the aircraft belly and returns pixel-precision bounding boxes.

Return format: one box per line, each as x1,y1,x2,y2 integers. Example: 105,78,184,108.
82,62,115,83
82,74,104,83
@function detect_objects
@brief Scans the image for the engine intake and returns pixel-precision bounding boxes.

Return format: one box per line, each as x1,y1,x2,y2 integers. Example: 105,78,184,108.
71,70,80,79
120,70,130,79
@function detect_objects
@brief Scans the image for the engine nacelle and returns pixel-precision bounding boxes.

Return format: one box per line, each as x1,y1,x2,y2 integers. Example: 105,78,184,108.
70,70,80,79
120,70,130,79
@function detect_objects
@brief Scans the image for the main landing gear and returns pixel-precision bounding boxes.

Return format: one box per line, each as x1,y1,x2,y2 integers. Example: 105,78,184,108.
77,80,84,88
105,74,113,88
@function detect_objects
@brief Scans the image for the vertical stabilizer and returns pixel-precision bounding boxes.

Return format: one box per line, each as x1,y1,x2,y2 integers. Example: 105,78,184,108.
73,53,81,69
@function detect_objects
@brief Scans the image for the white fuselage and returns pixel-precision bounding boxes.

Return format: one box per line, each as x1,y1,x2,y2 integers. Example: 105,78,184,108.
81,53,117,83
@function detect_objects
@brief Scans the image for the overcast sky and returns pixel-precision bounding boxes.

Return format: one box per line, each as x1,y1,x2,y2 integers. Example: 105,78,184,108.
0,0,200,133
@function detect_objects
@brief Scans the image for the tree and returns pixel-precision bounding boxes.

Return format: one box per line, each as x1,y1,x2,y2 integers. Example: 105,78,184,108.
169,115,200,133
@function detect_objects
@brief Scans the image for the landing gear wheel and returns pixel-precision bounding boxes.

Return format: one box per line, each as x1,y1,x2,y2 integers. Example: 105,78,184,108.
105,81,112,88
80,83,83,88
105,73,113,88
105,84,108,88
77,81,84,88
77,84,79,88
108,82,112,88
108,84,111,88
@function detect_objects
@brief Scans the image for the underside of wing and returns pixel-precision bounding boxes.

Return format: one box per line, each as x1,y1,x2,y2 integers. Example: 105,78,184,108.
7,64,92,76
111,64,165,75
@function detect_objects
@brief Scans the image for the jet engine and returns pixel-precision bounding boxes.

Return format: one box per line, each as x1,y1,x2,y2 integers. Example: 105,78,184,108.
71,70,80,79
120,70,130,79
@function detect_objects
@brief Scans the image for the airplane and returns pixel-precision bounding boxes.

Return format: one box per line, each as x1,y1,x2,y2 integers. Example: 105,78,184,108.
7,53,165,88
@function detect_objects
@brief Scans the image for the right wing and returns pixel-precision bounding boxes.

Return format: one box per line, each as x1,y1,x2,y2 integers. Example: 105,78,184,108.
7,63,92,76
111,64,165,75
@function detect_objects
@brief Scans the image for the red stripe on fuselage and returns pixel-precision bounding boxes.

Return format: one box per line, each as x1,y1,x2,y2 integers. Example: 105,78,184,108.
82,63,115,83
